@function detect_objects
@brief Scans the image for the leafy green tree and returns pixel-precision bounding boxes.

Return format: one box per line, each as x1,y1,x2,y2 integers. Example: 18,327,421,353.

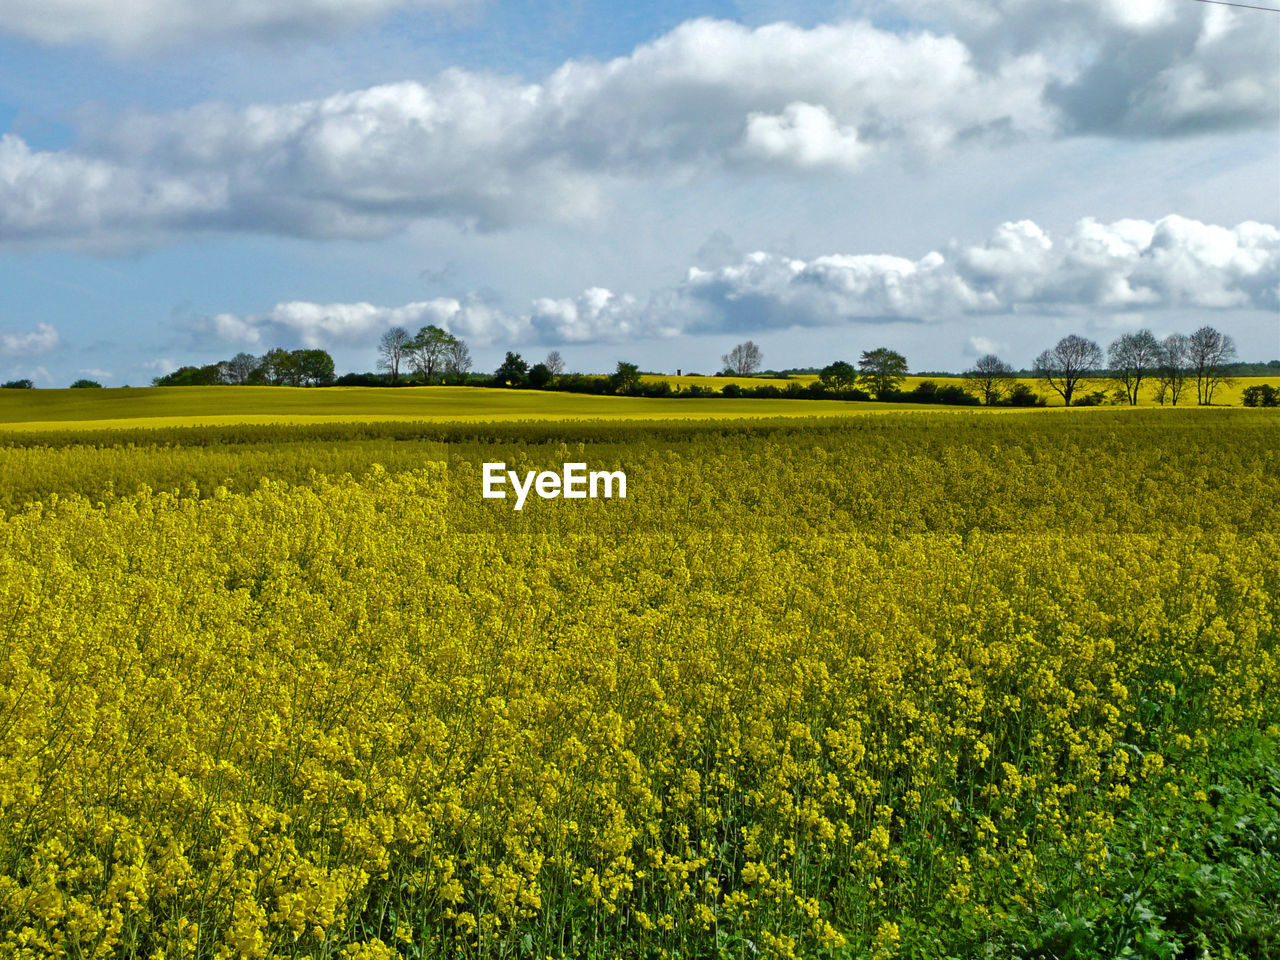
527,363,553,389
1003,382,1045,407
1242,384,1278,407
279,352,305,386
857,348,908,398
610,361,641,395
819,360,856,389
69,379,102,388
494,352,529,387
2,379,34,389
256,348,294,386
293,349,335,387
152,364,223,386
411,325,456,384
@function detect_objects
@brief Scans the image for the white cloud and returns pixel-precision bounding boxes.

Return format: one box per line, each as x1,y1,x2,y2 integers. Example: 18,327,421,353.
79,367,112,380
3,364,53,385
527,287,696,343
0,321,60,356
0,9,1271,248
0,0,476,51
966,336,1009,356
195,215,1279,348
0,134,225,246
1,18,1053,244
195,297,523,348
889,0,1278,135
740,102,871,170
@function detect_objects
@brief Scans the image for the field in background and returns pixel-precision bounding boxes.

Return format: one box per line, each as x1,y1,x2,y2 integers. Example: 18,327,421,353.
645,373,1280,406
1,377,1277,431
0,385,1015,432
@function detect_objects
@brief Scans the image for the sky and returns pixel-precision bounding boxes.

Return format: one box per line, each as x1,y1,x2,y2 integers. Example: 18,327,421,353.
0,0,1277,385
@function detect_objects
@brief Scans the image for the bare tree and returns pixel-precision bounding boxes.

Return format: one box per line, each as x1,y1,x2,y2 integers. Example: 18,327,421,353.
962,354,1016,405
1107,329,1160,405
222,352,259,385
377,327,412,383
445,338,472,384
722,341,762,376
1187,325,1237,405
1153,333,1190,406
544,350,565,378
1034,334,1103,406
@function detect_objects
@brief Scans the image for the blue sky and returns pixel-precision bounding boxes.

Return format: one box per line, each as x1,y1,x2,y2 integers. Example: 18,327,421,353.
1,0,1277,385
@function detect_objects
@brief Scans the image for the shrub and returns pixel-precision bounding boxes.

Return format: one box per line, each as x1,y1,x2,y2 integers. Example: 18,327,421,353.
1242,384,1279,407
1073,390,1112,407
1002,383,1046,407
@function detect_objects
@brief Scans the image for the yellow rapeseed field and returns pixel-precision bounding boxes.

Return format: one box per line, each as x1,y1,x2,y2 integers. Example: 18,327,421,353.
644,374,1280,407
0,386,992,433
3,378,1277,435
0,411,1277,958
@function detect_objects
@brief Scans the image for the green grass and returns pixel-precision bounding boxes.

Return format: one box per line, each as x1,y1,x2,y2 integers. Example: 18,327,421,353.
1007,728,1280,960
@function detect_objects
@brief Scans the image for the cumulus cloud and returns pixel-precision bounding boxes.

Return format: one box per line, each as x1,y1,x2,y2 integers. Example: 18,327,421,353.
0,134,225,246
740,103,871,170
0,0,476,51
0,321,60,356
196,215,1279,348
194,297,524,349
2,9,1273,247
966,336,1009,356
1,18,1054,244
2,364,53,385
888,0,1279,136
691,215,1280,327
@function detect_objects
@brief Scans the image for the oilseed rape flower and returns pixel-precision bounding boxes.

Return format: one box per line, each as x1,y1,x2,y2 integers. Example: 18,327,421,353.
0,412,1277,957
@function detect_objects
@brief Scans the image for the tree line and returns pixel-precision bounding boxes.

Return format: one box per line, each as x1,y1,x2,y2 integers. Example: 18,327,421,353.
799,327,1249,408
139,321,1278,407
474,325,1263,408
152,349,338,387
1017,325,1242,407
375,325,472,384
146,325,477,389
2,322,1271,404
